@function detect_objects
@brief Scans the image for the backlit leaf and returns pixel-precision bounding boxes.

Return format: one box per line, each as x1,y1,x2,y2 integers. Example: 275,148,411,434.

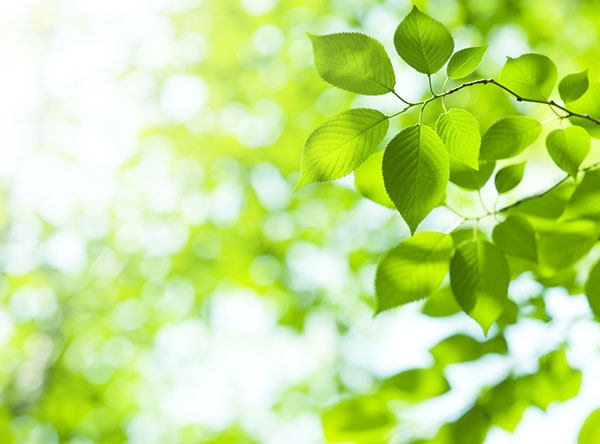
569,82,600,138
296,108,388,189
579,409,600,444
308,32,396,95
500,53,557,101
436,108,480,169
559,70,589,103
562,169,600,220
494,162,526,194
450,159,495,190
480,116,541,161
354,151,395,208
393,6,454,74
585,260,600,318
447,45,488,79
383,125,449,234
492,215,538,262
545,126,590,177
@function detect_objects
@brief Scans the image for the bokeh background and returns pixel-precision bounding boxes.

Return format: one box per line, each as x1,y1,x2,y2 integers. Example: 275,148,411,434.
1,0,600,443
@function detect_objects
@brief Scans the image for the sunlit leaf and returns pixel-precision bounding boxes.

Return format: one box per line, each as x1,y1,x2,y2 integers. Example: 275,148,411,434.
569,82,600,139
450,159,495,190
494,162,526,194
354,151,395,208
296,108,388,189
500,53,557,101
504,181,575,219
492,215,538,262
382,125,449,234
436,108,480,169
562,169,600,220
308,32,396,95
585,260,600,318
545,126,590,177
393,6,454,74
559,70,589,103
447,45,488,79
379,367,450,401
430,333,508,365
579,409,600,444
375,232,454,313
480,116,541,161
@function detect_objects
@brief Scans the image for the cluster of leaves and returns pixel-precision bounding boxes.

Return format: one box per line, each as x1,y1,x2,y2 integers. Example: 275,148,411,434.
298,6,600,337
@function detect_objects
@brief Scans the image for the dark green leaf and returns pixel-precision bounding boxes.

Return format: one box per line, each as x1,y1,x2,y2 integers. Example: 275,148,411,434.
393,6,454,74
383,125,449,234
545,126,590,177
447,45,488,79
436,108,481,169
559,69,589,103
500,53,558,101
308,32,396,95
492,215,538,262
375,232,454,313
296,108,388,189
494,161,526,194
480,116,541,161
562,169,600,220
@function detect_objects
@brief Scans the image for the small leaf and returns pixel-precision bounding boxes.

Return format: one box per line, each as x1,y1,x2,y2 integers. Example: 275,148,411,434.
383,125,449,234
559,69,589,103
494,162,526,194
492,215,538,262
500,53,558,101
504,181,575,219
545,126,590,177
354,151,395,208
379,367,450,401
579,409,600,444
562,169,600,220
296,108,388,189
435,108,481,169
393,6,454,74
450,159,495,190
480,116,541,161
585,260,600,318
450,239,509,335
308,32,396,95
446,45,488,79
376,232,454,313
569,82,600,139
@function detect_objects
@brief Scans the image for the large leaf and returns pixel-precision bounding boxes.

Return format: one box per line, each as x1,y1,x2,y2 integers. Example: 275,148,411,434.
580,409,600,444
545,126,591,177
500,53,557,101
494,162,526,194
450,239,509,335
562,169,600,220
492,215,538,262
308,32,396,95
559,69,589,103
296,108,388,189
450,159,495,190
585,260,600,318
383,125,449,234
375,232,454,313
354,151,394,208
446,45,488,79
393,6,454,74
480,116,541,161
569,82,600,139
435,108,480,169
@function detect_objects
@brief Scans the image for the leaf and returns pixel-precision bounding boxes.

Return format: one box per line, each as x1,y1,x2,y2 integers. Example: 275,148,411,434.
499,53,558,101
296,108,389,189
382,125,449,234
450,159,495,190
446,45,488,79
450,239,509,335
422,286,462,317
569,82,600,138
375,232,454,313
322,396,395,443
480,116,541,161
585,260,600,318
504,181,575,219
579,409,600,444
559,69,589,103
494,161,526,194
492,215,538,262
562,169,600,221
354,151,395,208
430,333,507,366
393,6,454,74
435,108,480,169
545,126,591,177
379,367,450,401
308,32,396,95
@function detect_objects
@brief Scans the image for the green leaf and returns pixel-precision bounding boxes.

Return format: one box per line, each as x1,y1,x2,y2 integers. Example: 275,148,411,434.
545,126,591,177
375,232,454,313
450,239,509,335
579,409,600,444
559,69,589,103
422,286,462,317
446,45,488,79
492,215,538,262
296,108,388,189
430,333,507,366
382,125,449,234
499,53,558,101
494,161,526,194
308,32,396,95
504,181,575,219
562,169,600,220
450,159,495,190
569,82,600,138
480,116,541,161
435,108,480,169
354,151,395,208
585,260,600,318
379,367,450,401
393,6,454,74
322,396,395,443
